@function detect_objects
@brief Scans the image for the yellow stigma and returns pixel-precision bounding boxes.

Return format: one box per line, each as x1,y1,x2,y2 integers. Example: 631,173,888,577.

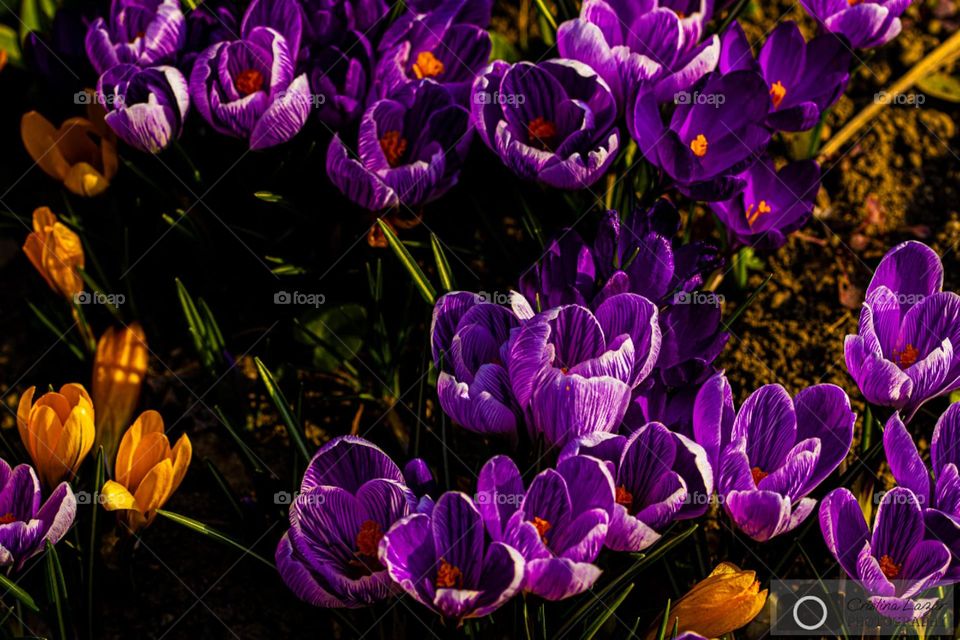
894,344,920,369
436,557,463,588
690,133,708,157
746,200,772,227
770,80,786,109
531,516,552,544
412,50,445,79
751,467,769,486
878,554,901,579
379,130,408,167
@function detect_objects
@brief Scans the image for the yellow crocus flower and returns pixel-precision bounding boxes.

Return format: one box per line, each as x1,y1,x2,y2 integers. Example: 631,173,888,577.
92,323,149,467
101,410,191,532
22,207,85,300
16,383,96,487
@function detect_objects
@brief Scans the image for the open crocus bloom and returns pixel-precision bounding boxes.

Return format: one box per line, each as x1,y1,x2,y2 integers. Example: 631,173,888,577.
100,410,191,532
719,21,850,132
471,59,620,189
710,155,821,250
844,241,960,421
21,106,118,197
17,384,96,488
276,436,418,608
800,0,910,49
693,373,855,541
22,207,85,300
0,460,76,571
557,0,719,109
629,69,771,201
431,292,521,440
477,455,614,600
559,423,713,552
97,64,189,154
507,294,661,448
820,487,951,621
379,491,525,621
883,405,960,583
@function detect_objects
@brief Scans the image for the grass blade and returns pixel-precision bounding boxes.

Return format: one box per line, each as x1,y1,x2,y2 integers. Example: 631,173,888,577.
88,447,104,639
377,219,436,305
583,583,635,640
0,568,39,613
156,510,274,569
430,233,456,292
44,541,69,640
254,358,311,462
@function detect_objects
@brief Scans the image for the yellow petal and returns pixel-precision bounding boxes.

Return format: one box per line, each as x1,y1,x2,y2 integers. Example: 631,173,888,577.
63,163,109,197
169,434,192,495
16,386,36,458
100,480,139,512
125,431,170,492
115,410,164,486
32,391,72,425
28,405,65,486
93,324,148,461
133,459,174,516
20,111,70,180
62,402,95,475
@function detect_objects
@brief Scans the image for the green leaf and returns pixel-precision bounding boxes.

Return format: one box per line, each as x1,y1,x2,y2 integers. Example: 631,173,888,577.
916,72,960,103
376,219,436,305
88,447,104,640
489,31,519,62
18,0,42,42
533,0,558,33
0,570,40,613
44,542,69,640
254,357,311,462
583,583,635,640
27,302,85,361
156,510,274,569
655,599,672,640
205,458,244,520
430,233,457,292
0,24,22,66
175,279,223,370
213,406,269,476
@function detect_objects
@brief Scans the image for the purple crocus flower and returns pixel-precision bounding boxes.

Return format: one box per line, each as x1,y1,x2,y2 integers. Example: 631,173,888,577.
96,64,189,153
709,155,821,250
402,0,493,22
557,0,719,110
693,372,855,541
276,436,418,608
800,0,910,49
477,455,614,600
241,0,304,57
378,491,525,621
0,460,76,571
180,0,239,73
303,30,375,129
189,26,311,149
327,80,472,210
471,59,620,190
883,405,960,583
844,241,960,421
302,0,391,44
559,423,713,552
431,292,522,440
507,294,661,448
85,0,185,75
719,21,850,132
629,69,771,201
820,487,950,621
374,9,491,102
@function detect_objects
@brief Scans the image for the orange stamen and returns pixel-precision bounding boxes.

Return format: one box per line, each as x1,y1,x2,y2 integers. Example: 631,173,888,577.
690,134,708,158
0,513,15,525
412,51,445,79
235,69,264,96
894,344,920,369
746,200,773,227
878,554,901,579
531,516,552,543
770,81,787,109
751,467,769,486
355,520,383,557
436,557,463,588
527,116,557,150
379,130,408,167
615,485,634,509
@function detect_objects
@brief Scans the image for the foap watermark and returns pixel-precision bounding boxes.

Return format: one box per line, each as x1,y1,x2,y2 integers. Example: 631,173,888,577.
74,291,126,307
274,291,326,308
874,91,925,108
674,91,726,107
273,491,326,506
277,90,327,106
476,290,511,305
74,90,124,107
769,579,954,636
474,490,524,506
473,90,526,106
673,291,724,307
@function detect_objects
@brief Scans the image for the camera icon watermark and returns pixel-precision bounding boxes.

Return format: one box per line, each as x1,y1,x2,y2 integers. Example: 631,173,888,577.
274,291,326,308
770,579,954,635
73,291,126,307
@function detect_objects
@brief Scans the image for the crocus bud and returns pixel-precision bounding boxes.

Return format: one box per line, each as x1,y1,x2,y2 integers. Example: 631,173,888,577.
93,324,149,466
16,384,96,488
22,207,85,300
648,562,767,639
101,410,191,532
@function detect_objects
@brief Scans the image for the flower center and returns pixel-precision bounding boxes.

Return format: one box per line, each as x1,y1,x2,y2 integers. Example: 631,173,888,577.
235,68,264,96
379,130,408,167
878,554,901,579
894,344,920,369
615,485,634,510
751,466,769,486
770,81,787,109
531,516,552,544
847,0,862,5
0,513,16,525
527,116,557,150
746,200,773,227
130,30,145,43
690,134,708,158
436,557,463,588
355,519,383,557
412,51,445,79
